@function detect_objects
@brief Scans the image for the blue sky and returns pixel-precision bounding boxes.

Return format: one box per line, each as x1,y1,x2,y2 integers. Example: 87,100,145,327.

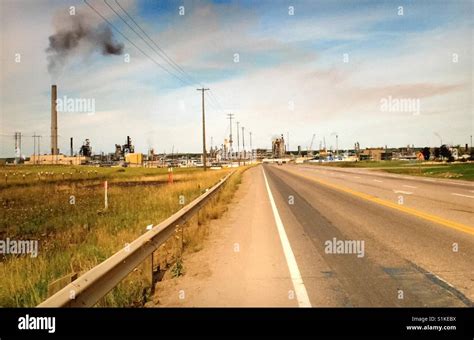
0,0,472,157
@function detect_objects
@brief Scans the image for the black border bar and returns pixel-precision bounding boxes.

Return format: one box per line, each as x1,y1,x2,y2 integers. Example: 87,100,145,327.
0,307,473,339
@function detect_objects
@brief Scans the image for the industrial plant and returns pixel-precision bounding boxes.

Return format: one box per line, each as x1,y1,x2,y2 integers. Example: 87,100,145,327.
1,2,473,337
5,82,472,168
9,84,259,168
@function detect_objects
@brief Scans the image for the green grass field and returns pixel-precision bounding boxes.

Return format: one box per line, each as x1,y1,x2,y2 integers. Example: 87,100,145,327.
380,163,474,181
308,160,422,168
307,161,474,181
0,165,242,307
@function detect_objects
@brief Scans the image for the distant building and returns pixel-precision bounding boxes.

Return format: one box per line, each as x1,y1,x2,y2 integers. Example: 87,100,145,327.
359,148,392,161
392,146,417,160
256,148,271,160
125,153,143,166
26,154,88,165
272,135,286,158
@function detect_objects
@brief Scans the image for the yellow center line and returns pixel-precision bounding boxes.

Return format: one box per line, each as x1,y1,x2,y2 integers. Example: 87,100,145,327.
284,167,474,236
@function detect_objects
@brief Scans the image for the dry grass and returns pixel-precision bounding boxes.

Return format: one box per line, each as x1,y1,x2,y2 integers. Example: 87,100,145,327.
0,165,236,307
0,165,203,188
149,167,245,288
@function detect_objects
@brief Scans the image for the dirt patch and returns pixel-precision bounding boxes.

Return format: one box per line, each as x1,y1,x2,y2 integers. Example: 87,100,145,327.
146,166,296,307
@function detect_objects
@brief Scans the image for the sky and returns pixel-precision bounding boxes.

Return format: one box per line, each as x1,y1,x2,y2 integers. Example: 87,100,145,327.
0,0,472,157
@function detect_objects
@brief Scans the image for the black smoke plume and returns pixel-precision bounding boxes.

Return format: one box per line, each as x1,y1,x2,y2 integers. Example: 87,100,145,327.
46,13,124,75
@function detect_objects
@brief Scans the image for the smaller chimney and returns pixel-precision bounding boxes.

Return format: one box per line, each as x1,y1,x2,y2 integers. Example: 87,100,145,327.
70,137,74,157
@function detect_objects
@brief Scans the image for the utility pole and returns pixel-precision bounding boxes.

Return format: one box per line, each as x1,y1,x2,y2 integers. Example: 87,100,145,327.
38,135,41,158
33,134,42,164
197,88,210,170
33,133,37,164
287,132,290,154
236,121,240,166
242,126,245,165
336,134,339,156
227,113,234,160
249,131,252,162
210,136,213,163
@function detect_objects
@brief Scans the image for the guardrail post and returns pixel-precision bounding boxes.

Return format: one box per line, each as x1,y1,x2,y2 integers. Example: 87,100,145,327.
143,252,153,287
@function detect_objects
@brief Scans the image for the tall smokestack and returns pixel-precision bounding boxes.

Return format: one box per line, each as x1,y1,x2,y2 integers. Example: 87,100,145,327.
70,137,74,157
51,85,59,155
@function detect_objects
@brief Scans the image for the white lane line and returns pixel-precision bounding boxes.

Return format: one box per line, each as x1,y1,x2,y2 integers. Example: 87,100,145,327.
354,176,361,179
451,193,474,199
393,190,413,195
403,185,417,189
262,168,312,307
373,179,383,183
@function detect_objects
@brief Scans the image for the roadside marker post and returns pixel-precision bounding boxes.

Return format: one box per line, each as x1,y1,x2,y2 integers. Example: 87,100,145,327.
104,180,108,210
38,171,234,307
168,167,174,184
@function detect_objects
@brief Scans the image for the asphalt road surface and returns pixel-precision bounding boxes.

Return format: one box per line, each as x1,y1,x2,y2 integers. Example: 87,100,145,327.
263,163,473,307
153,164,473,307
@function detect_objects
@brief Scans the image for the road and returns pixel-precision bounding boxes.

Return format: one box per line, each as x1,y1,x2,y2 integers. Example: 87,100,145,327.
151,164,474,307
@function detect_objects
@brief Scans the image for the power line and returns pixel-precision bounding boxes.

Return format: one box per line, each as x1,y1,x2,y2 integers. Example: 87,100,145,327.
205,91,224,112
113,0,232,115
87,0,235,153
104,0,194,86
205,89,229,116
88,0,231,114
208,89,225,110
114,0,201,87
103,0,230,115
84,0,191,85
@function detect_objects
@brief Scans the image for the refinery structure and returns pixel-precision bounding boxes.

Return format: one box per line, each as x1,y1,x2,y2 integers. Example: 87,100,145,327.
13,85,259,168
4,84,472,168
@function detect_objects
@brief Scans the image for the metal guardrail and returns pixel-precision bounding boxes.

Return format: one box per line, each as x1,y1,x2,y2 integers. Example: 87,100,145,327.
38,171,234,307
